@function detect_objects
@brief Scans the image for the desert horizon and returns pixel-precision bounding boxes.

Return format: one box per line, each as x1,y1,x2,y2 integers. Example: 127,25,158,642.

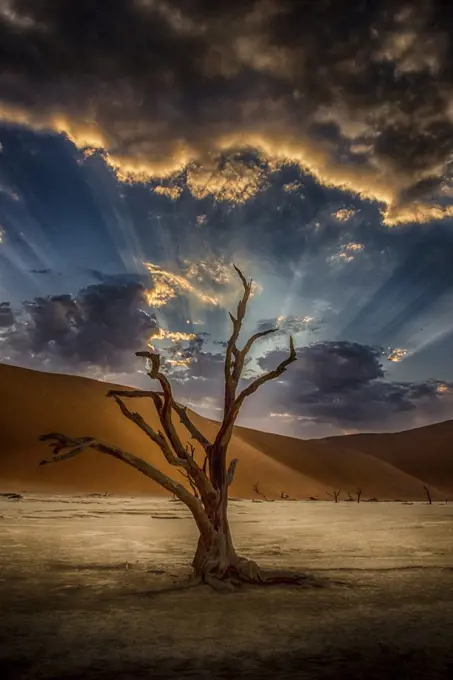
1,361,452,501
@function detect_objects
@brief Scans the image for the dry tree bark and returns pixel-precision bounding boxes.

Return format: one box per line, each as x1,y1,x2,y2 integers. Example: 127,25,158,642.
327,489,341,503
423,484,432,505
39,265,310,591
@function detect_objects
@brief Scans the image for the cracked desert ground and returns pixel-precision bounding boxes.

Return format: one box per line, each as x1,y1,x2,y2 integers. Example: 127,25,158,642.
1,495,452,679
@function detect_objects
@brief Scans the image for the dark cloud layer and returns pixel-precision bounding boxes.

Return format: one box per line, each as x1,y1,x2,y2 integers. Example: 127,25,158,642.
258,341,385,393
0,280,157,371
161,338,453,435
249,341,453,435
1,0,453,222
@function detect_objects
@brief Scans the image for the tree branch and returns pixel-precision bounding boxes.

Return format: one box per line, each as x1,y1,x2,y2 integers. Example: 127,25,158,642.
236,335,296,408
135,351,204,461
224,265,253,414
232,327,278,383
170,402,211,451
106,389,211,452
213,335,297,452
39,433,213,537
226,458,239,487
177,468,200,498
111,393,216,505
111,395,188,469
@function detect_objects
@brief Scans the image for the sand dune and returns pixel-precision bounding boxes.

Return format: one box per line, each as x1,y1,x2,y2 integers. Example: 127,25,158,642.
235,427,447,501
0,362,450,500
0,363,322,499
327,423,453,496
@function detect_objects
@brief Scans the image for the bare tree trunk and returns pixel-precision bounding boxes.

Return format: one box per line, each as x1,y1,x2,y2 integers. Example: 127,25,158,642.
190,480,308,589
191,489,237,587
423,484,432,504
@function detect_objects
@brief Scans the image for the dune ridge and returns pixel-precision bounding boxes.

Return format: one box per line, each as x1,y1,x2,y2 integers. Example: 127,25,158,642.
0,362,450,500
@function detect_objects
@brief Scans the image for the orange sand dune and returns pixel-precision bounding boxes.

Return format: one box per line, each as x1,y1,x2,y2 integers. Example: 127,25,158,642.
327,422,453,496
0,363,322,498
235,427,447,500
0,362,449,500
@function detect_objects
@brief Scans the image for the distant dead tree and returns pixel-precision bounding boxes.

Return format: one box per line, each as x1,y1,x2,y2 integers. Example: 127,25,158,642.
280,491,290,500
39,266,306,591
253,482,267,500
327,489,341,503
423,484,432,505
356,487,363,503
345,491,354,502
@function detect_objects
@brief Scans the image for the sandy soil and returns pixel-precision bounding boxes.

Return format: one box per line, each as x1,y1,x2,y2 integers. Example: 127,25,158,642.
1,496,452,679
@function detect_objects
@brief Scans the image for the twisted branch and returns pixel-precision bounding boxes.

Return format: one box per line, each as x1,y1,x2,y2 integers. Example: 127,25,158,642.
108,392,216,504
38,432,212,537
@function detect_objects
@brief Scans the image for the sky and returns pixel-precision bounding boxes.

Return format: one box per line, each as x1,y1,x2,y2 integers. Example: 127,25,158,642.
1,0,453,438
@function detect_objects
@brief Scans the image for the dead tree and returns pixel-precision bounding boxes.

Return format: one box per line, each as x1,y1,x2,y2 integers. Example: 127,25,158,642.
346,491,354,502
280,491,290,500
423,484,432,505
39,266,302,591
253,482,267,500
327,489,341,503
356,487,363,503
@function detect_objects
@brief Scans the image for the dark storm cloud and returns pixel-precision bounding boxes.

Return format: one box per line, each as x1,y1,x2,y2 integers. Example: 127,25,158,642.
0,301,14,326
258,341,385,393
245,341,453,433
166,338,453,434
0,280,158,370
1,0,453,222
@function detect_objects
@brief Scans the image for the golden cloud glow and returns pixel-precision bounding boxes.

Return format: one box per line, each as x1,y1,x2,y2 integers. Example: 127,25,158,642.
383,203,453,226
185,259,233,287
334,208,355,221
186,159,268,203
0,101,395,217
436,383,450,394
144,280,177,308
153,184,183,200
2,98,451,227
387,348,408,362
283,180,303,193
165,356,193,367
148,328,197,345
104,148,193,183
0,103,108,150
143,261,220,307
329,241,364,264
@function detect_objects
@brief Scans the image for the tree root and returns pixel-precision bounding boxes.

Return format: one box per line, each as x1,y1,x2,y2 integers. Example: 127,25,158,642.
139,574,203,597
195,555,325,591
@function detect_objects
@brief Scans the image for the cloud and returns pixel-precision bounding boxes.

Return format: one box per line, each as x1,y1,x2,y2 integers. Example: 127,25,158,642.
0,301,14,326
258,340,385,392
255,314,321,336
0,0,453,223
248,340,453,434
0,280,158,371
